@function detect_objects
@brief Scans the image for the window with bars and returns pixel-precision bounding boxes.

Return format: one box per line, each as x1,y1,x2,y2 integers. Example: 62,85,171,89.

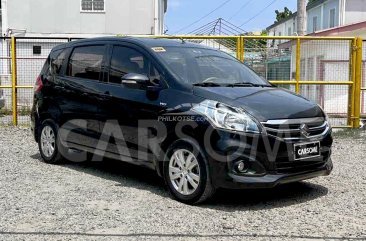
81,0,105,12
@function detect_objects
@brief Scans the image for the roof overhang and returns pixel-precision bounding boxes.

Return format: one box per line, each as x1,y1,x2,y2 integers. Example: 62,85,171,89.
308,21,366,37
277,20,366,49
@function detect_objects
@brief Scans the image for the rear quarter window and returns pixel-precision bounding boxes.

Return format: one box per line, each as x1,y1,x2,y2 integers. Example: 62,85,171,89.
49,48,68,75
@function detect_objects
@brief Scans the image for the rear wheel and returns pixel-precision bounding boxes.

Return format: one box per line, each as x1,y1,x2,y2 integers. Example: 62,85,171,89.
38,120,64,164
163,141,215,204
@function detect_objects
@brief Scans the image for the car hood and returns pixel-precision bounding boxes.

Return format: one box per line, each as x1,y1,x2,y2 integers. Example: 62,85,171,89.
192,86,323,121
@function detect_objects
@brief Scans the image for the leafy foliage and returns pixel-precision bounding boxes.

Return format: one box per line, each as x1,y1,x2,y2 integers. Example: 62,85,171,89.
275,7,293,23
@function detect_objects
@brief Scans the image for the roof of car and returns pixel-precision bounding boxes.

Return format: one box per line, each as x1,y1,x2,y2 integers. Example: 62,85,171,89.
53,36,213,51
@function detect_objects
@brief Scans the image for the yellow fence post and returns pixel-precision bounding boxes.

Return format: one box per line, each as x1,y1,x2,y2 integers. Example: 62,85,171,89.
236,36,244,63
295,38,301,94
241,37,245,63
236,36,241,61
349,38,357,127
11,36,17,126
353,37,362,128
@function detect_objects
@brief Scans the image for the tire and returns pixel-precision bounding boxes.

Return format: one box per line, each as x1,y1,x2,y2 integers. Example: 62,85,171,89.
163,140,215,204
38,120,64,164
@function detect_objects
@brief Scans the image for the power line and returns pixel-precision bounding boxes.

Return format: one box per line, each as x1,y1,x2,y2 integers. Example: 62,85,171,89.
239,0,278,27
228,0,255,21
186,18,265,50
221,19,247,34
187,19,218,35
173,0,234,34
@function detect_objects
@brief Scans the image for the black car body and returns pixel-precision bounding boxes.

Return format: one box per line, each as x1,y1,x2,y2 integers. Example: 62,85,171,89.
31,37,333,204
0,88,5,109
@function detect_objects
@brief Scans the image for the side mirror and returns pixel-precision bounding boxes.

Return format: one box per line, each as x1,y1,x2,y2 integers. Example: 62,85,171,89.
121,73,150,85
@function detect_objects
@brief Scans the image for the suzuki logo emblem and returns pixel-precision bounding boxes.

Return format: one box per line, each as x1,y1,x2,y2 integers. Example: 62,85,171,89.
300,124,310,138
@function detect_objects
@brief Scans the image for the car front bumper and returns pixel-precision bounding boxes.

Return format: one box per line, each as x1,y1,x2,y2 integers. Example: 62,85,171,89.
204,127,333,189
219,158,332,189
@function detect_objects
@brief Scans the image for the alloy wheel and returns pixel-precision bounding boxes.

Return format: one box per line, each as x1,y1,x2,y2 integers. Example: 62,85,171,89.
169,149,201,195
40,126,56,158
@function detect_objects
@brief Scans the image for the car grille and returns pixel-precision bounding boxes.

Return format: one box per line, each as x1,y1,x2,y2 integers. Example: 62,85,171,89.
260,117,331,174
275,160,327,173
261,117,330,141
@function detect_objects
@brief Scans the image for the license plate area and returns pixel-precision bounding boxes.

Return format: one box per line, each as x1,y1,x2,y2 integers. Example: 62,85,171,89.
294,141,320,160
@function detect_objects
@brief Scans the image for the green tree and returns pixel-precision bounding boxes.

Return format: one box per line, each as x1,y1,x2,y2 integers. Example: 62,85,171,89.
275,7,293,23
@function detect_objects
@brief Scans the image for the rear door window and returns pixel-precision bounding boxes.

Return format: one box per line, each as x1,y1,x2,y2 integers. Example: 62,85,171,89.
67,45,106,81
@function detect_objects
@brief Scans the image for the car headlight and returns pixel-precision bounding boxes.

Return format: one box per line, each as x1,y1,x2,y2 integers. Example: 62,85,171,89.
192,100,260,133
317,104,332,129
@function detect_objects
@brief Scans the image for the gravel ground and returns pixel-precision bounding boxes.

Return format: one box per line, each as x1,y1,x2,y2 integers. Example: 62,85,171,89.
0,127,365,241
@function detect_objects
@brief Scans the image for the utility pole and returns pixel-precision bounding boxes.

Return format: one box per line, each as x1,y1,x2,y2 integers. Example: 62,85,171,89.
297,0,307,36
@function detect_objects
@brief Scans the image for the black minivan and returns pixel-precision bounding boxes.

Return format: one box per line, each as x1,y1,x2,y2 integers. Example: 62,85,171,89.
31,37,333,204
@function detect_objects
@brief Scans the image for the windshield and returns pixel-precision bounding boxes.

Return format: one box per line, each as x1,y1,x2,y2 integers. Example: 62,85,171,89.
154,46,269,86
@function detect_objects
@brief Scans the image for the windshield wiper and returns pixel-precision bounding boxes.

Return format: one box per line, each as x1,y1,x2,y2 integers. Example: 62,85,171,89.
226,82,271,87
193,82,222,87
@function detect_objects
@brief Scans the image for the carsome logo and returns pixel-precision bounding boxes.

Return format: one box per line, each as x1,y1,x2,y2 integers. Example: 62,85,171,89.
298,146,318,156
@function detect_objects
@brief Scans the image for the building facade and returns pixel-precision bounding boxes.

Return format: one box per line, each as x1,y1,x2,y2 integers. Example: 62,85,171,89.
0,0,168,116
267,0,366,43
1,0,167,37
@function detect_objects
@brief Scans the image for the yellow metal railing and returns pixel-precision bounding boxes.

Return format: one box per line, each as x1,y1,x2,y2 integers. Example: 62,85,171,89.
353,37,363,128
11,36,18,126
0,35,363,128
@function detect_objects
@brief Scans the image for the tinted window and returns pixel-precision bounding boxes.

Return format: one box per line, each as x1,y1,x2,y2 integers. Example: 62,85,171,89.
109,46,161,85
67,45,105,81
50,49,68,75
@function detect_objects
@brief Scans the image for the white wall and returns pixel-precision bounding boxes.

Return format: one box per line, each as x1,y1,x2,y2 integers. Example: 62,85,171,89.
307,5,322,33
267,17,296,47
2,0,166,36
345,0,366,25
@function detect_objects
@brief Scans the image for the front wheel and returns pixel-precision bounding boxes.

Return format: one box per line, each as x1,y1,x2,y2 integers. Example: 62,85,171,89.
163,141,215,204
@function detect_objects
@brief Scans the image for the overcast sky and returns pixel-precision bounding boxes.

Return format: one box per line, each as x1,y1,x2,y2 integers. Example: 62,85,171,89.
165,0,297,34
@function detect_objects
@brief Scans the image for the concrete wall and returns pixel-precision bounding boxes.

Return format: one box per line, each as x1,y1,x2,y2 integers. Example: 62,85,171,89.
345,0,366,25
3,0,166,36
268,0,345,37
307,5,322,33
322,0,339,29
306,0,340,33
267,17,297,47
268,18,296,37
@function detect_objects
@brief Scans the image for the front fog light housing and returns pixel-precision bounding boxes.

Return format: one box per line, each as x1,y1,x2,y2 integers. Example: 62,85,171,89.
192,100,260,133
236,161,247,172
